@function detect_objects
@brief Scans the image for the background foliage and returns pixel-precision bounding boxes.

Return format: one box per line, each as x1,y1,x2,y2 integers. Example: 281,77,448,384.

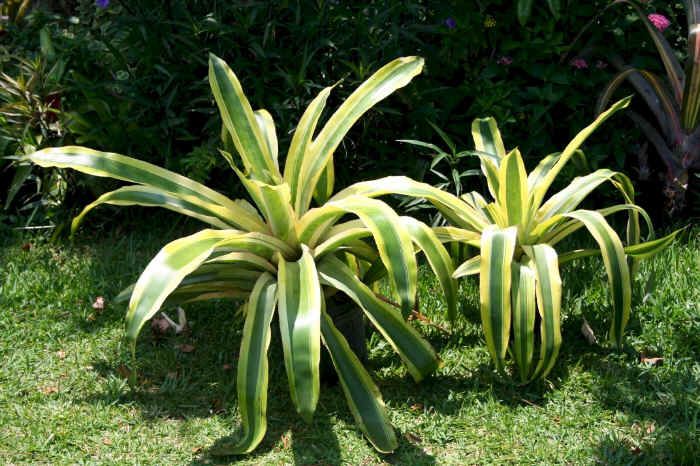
0,0,689,224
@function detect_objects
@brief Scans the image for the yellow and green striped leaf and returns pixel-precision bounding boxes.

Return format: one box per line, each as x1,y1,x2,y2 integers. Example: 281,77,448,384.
299,196,417,316
529,97,631,211
479,225,517,372
313,221,372,259
253,109,278,166
70,185,232,233
205,251,276,273
125,229,242,346
453,255,481,278
319,256,440,382
472,117,506,199
557,227,682,264
524,244,562,380
320,310,397,453
216,231,297,261
497,148,528,228
208,54,280,182
565,210,630,348
537,169,625,221
296,57,424,213
510,261,537,383
27,146,265,231
527,152,560,192
399,216,458,321
285,86,332,208
277,246,322,422
472,117,506,160
214,273,277,455
333,176,489,232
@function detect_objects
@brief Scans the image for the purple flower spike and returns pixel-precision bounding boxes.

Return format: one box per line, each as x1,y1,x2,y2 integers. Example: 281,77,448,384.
96,0,109,8
648,13,670,32
445,17,456,29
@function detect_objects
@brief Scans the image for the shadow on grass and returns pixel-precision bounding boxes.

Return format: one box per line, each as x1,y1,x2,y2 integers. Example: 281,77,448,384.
584,352,700,465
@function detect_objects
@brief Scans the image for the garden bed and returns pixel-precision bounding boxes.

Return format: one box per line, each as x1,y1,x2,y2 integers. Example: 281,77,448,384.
1,221,697,464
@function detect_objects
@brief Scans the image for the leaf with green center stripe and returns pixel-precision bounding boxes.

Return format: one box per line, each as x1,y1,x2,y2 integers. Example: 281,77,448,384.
524,244,562,380
254,109,278,165
497,148,528,228
26,146,265,232
557,228,684,264
479,225,517,373
70,185,233,232
277,246,322,423
564,210,631,347
296,56,424,214
299,196,417,316
472,117,506,160
125,229,243,346
313,221,372,259
472,117,506,199
284,86,332,210
209,54,279,182
216,231,297,261
318,256,440,381
529,97,631,210
526,152,560,192
205,251,276,273
333,176,489,232
398,216,458,322
320,310,397,453
511,261,536,383
453,255,481,278
537,169,632,221
538,203,653,247
213,273,277,455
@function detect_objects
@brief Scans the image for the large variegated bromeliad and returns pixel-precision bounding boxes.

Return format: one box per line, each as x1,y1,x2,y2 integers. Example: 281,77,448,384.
27,55,459,453
331,97,681,383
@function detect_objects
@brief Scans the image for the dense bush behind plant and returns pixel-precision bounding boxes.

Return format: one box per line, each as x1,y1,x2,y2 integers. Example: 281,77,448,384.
1,0,689,222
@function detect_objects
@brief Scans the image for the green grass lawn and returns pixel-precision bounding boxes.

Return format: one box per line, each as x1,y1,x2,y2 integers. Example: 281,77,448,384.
1,218,698,465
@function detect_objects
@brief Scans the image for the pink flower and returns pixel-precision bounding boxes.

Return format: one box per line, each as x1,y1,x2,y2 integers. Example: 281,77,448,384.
648,13,670,32
496,56,513,66
570,58,588,70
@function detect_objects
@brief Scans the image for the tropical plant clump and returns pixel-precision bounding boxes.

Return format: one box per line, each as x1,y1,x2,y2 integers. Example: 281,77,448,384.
27,54,459,454
335,98,680,382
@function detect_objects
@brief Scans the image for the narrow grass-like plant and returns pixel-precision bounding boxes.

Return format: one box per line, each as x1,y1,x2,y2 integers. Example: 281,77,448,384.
26,54,458,453
329,98,680,382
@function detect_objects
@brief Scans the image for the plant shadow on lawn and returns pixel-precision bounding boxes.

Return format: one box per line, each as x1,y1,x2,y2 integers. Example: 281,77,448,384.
583,348,700,465
83,308,437,464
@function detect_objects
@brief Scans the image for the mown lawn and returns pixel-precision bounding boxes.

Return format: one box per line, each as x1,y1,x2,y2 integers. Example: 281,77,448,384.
0,217,698,465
